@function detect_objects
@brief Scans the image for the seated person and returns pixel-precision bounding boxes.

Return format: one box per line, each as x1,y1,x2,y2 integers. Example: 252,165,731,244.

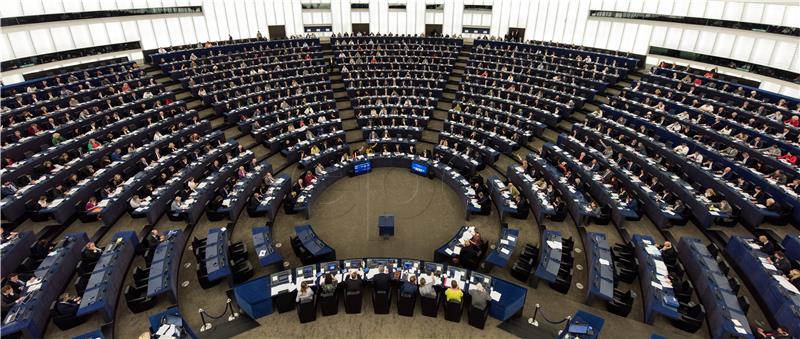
1,285,24,317
418,277,436,298
55,293,81,316
756,326,791,339
468,283,490,310
5,274,25,295
658,241,677,266
320,274,337,295
445,280,463,303
757,235,775,255
476,192,491,215
0,227,18,243
459,240,483,270
788,269,800,290
296,281,314,303
170,196,184,214
85,196,102,213
372,266,390,292
81,242,103,264
400,276,418,296
771,251,792,275
345,271,363,292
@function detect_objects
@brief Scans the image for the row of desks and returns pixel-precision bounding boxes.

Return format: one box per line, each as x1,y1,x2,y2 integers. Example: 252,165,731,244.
77,231,138,322
255,256,526,321
726,236,800,336
147,230,186,303
1,233,88,339
678,237,752,339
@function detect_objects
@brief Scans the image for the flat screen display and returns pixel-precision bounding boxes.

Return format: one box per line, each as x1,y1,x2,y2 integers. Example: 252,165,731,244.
411,161,429,176
354,160,372,175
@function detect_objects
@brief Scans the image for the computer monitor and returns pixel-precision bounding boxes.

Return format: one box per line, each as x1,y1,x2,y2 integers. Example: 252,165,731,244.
410,161,429,176
354,160,372,176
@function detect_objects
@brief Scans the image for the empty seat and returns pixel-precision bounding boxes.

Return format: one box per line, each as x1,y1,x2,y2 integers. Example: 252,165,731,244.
670,302,705,333
132,266,150,282
124,285,156,313
738,295,750,315
467,304,490,329
50,301,88,330
232,258,254,284
606,289,635,317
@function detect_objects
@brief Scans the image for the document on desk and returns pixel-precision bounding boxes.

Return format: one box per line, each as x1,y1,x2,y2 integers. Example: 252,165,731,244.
500,248,510,255
453,246,462,255
500,239,509,245
490,290,502,302
599,258,610,266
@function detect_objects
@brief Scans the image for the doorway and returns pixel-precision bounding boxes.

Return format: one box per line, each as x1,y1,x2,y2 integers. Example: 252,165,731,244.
352,24,370,35
507,28,525,41
268,25,286,39
426,24,443,37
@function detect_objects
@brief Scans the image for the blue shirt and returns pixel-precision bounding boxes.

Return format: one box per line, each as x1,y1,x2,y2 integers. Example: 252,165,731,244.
400,281,418,296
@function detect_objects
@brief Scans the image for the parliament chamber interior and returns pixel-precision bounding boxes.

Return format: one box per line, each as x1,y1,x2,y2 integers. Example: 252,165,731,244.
1,0,800,338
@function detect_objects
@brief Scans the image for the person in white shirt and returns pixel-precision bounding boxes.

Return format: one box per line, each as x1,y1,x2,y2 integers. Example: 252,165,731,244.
130,195,142,209
296,281,314,302
673,144,689,156
171,196,183,211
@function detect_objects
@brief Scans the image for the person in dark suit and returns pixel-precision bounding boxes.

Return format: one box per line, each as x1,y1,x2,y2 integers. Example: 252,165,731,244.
372,266,390,292
659,241,678,266
81,242,102,263
2,285,24,317
31,240,53,260
459,241,481,270
476,192,491,215
55,293,81,316
1,181,18,198
345,271,363,292
771,251,791,275
145,229,162,250
5,274,25,295
758,235,775,255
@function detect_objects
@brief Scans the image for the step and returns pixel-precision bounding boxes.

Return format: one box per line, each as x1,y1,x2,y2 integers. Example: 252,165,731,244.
187,100,205,110
342,119,359,130
166,83,183,91
436,102,453,111
224,126,241,140
345,129,363,143
175,91,194,101
336,101,352,110
427,120,444,131
198,107,216,120
210,117,225,130
421,130,439,143
251,145,270,160
338,109,355,120
238,135,256,149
